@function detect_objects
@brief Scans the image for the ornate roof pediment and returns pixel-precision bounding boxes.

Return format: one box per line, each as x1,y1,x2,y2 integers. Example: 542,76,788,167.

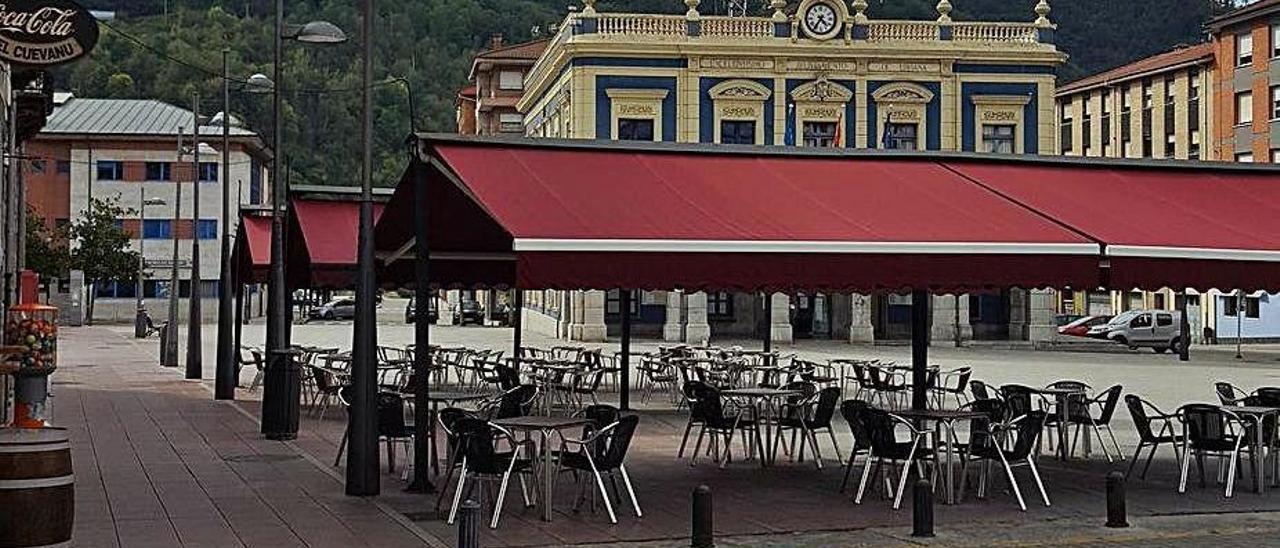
871,82,934,104
789,77,853,103
709,79,773,101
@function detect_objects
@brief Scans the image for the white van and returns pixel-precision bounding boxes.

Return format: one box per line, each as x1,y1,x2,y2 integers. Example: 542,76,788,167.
1086,310,1185,353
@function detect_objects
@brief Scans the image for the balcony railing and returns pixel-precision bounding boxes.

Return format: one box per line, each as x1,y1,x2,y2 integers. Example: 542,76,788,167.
867,21,940,42
597,13,686,37
700,16,773,39
952,22,1039,44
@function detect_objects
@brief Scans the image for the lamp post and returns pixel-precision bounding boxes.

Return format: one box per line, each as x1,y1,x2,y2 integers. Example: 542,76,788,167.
163,129,184,367
258,2,348,440
186,93,203,380
214,48,237,400
348,0,379,496
135,192,167,338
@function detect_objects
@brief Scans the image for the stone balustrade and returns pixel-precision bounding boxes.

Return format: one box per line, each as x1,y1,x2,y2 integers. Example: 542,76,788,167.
866,21,940,42
952,22,1040,44
596,13,687,37
700,16,773,39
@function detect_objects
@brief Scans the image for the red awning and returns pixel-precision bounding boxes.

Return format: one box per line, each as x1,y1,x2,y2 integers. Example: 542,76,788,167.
947,162,1280,291
376,137,1103,292
233,215,273,284
290,199,385,288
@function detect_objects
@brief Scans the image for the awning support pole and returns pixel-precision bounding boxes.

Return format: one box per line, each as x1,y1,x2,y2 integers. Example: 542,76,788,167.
911,289,930,411
620,289,633,411
1178,291,1190,362
512,290,523,371
763,292,773,355
407,153,435,493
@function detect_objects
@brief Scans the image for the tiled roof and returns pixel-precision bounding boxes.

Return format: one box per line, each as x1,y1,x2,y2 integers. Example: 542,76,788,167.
42,98,257,137
474,38,549,61
1057,43,1213,96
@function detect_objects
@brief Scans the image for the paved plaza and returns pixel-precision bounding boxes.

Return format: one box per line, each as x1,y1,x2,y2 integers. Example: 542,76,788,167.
47,315,1280,547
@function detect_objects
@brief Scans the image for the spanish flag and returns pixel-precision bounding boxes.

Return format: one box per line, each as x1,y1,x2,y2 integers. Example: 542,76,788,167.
833,111,845,148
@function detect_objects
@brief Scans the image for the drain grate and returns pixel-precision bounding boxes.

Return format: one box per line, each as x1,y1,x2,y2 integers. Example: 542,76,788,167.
223,454,301,463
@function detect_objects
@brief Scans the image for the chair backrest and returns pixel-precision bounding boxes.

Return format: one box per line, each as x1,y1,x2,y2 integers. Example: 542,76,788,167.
948,368,972,393
1179,403,1233,446
492,384,538,419
1125,394,1159,443
1003,413,1044,460
862,408,906,454
781,380,817,401
1094,385,1123,424
312,366,334,391
582,404,621,428
595,415,641,470
1000,384,1037,417
1215,382,1245,406
1047,380,1090,392
494,363,520,390
810,387,841,427
961,398,1006,450
686,381,723,421
376,393,407,436
1256,387,1280,407
970,379,991,400
840,399,871,450
454,418,507,474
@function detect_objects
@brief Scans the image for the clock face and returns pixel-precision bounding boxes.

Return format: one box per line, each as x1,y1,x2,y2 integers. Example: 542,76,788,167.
804,3,838,38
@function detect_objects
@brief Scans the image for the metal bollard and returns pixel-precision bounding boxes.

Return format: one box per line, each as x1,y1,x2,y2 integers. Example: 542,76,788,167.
1106,471,1129,528
458,499,480,548
691,484,714,548
912,479,934,538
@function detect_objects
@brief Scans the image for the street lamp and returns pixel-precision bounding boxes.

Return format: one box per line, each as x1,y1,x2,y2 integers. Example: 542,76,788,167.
214,48,242,401
133,194,166,338
163,129,185,368
186,93,204,381
259,2,347,441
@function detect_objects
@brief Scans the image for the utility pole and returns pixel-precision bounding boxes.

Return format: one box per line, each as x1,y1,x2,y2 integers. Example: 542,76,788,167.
164,130,183,367
215,49,237,399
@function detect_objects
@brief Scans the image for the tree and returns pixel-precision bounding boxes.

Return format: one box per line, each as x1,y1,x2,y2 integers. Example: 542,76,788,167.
24,207,71,282
69,197,140,324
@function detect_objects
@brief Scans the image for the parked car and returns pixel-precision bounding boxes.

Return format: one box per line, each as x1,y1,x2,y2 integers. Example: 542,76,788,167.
453,300,485,326
1087,310,1184,353
1057,315,1112,338
404,297,438,324
309,298,356,320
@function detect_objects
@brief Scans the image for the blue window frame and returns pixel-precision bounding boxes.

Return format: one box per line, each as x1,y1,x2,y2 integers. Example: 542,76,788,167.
197,219,218,240
199,162,218,182
145,162,171,181
96,160,124,181
143,219,171,239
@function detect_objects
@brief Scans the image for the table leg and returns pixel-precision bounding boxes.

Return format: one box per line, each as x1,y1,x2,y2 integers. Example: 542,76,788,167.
941,421,955,505
763,399,773,467
1254,416,1266,495
429,402,440,476
542,430,553,521
1058,395,1069,461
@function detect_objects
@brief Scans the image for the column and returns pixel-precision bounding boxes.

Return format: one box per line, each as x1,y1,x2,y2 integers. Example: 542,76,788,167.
663,290,684,342
1027,289,1058,343
930,294,971,344
570,290,607,342
442,290,460,325
770,292,793,344
685,291,711,344
849,293,874,343
1007,288,1028,340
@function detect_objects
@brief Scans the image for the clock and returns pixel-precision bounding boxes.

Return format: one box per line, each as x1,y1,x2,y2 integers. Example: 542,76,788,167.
802,1,841,40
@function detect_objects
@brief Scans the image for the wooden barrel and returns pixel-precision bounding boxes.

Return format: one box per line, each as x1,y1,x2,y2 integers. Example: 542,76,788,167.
0,428,73,548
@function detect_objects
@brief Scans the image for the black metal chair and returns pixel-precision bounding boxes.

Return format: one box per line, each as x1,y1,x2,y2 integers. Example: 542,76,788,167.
445,418,538,529
1124,395,1183,480
970,379,994,401
434,407,480,516
775,386,842,468
838,399,872,493
686,382,758,469
961,412,1050,511
853,408,933,509
933,367,972,409
1215,382,1249,407
333,390,414,472
1177,403,1249,497
483,384,538,420
1254,387,1280,407
554,414,643,523
1064,384,1124,462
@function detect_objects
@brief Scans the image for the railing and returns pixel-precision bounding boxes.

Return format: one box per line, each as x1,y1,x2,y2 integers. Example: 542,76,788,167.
952,22,1039,44
597,14,686,37
866,21,939,41
700,16,773,39
526,14,575,92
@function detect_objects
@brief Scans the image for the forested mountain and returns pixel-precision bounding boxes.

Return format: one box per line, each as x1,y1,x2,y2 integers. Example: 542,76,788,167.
54,0,1233,186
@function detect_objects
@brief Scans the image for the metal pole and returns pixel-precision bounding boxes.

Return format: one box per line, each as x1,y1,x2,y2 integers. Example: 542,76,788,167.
164,130,184,367
1178,291,1190,362
262,0,299,440
763,292,773,353
1236,289,1244,360
346,0,379,496
620,289,632,411
691,485,713,548
953,294,962,348
406,149,434,493
512,290,523,370
135,186,147,338
910,289,929,411
912,479,934,537
215,49,237,399
186,93,203,380
1105,471,1128,528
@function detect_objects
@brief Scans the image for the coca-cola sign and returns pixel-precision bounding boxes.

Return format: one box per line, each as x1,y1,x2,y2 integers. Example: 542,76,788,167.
0,0,97,66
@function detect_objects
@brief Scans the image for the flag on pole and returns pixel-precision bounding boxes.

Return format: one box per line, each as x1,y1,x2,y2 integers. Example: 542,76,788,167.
832,110,844,148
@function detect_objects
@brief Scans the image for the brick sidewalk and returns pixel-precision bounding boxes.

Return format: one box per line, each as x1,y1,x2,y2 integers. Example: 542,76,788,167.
54,326,435,548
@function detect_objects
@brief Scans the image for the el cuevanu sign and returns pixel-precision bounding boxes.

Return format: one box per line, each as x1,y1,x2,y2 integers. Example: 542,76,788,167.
0,0,97,67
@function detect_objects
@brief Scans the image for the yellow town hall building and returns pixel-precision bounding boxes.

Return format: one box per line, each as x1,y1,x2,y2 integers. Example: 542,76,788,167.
508,0,1072,345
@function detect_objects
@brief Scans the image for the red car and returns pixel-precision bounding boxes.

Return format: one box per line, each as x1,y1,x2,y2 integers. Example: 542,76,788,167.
1057,315,1112,338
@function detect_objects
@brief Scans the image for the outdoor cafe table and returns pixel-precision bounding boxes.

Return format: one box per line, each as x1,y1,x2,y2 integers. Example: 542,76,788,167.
1227,405,1279,494
402,391,491,475
721,388,803,467
892,408,988,504
526,361,581,414
491,415,592,521
1032,386,1088,460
